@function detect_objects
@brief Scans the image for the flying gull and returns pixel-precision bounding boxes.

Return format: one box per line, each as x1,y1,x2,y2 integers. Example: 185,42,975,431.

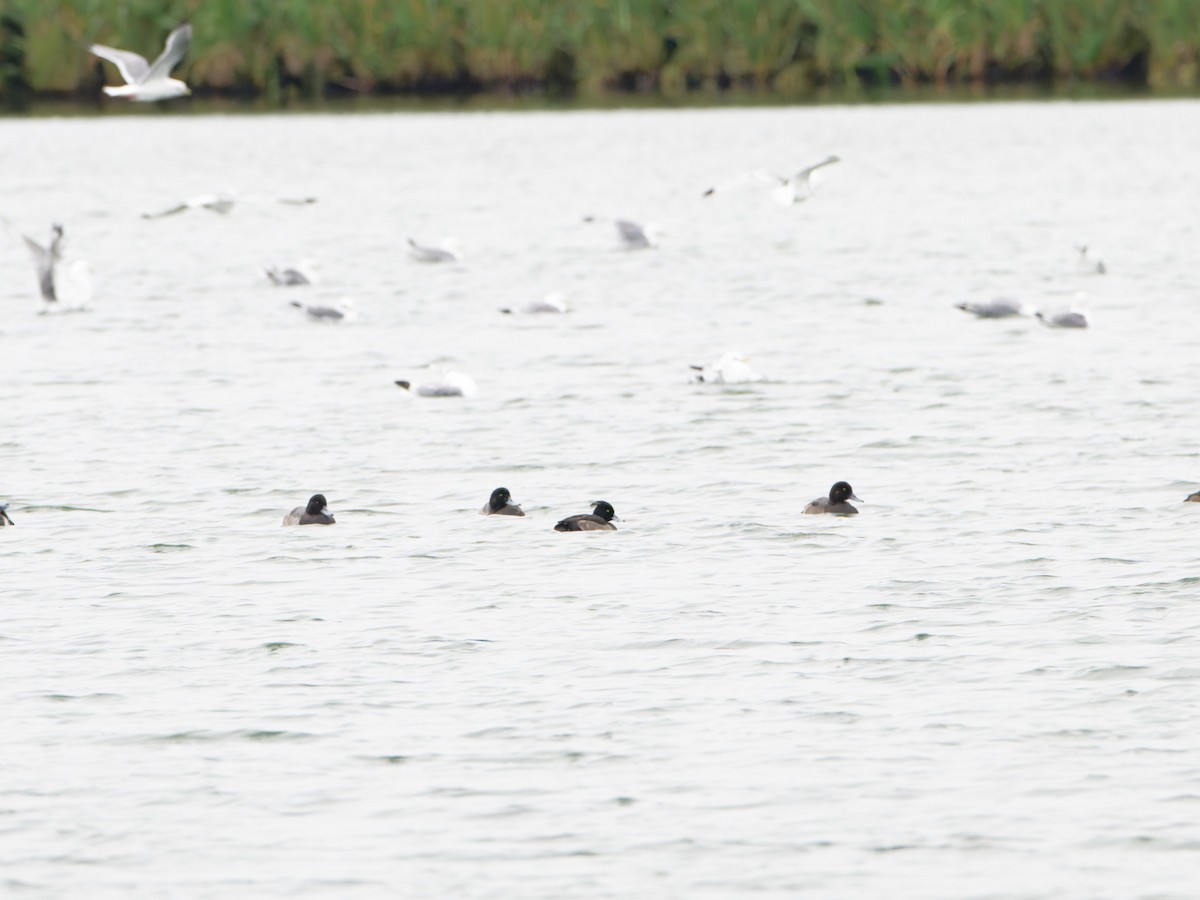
704,155,841,205
143,192,236,219
583,216,658,250
143,192,317,219
1075,245,1106,275
90,22,192,102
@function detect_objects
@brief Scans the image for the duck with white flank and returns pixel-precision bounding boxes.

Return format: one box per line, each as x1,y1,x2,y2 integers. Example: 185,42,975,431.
554,500,618,532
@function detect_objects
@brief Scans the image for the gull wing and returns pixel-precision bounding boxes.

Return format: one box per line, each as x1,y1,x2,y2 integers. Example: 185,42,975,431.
793,155,841,181
89,44,151,85
615,219,649,247
142,201,188,219
145,23,192,82
22,236,55,302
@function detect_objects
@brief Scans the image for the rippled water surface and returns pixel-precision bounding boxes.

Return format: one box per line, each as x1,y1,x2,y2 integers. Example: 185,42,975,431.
3,100,1200,898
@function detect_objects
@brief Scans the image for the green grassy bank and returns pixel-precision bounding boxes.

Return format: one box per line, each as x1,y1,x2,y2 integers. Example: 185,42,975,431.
3,0,1198,106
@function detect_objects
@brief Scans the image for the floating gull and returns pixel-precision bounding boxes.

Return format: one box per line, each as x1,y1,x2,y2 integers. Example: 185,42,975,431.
0,503,12,526
290,299,354,322
407,237,461,263
955,297,1031,318
500,292,571,315
394,370,478,398
1075,245,1106,275
690,352,766,385
704,155,841,206
265,259,317,286
90,22,192,102
1036,309,1089,329
267,267,310,287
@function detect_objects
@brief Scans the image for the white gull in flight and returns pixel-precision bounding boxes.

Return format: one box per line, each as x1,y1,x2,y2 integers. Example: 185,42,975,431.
583,216,659,250
1075,245,1107,275
90,23,192,102
704,155,841,205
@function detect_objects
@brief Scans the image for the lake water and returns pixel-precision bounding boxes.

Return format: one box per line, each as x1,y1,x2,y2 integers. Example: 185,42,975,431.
2,99,1199,898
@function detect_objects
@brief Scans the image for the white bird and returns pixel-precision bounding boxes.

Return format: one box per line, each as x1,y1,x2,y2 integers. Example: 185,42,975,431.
407,237,461,263
143,192,236,219
1075,245,1106,275
4,219,91,308
704,155,841,205
90,23,192,102
290,299,354,322
956,297,1031,318
583,216,659,250
690,352,766,384
500,292,571,315
394,370,478,398
265,259,317,286
143,191,316,219
1036,309,1089,329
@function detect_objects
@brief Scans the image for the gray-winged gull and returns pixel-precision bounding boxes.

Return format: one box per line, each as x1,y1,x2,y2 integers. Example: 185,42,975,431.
956,298,1031,318
705,155,841,205
394,370,478,398
407,238,461,263
290,299,354,322
90,23,192,102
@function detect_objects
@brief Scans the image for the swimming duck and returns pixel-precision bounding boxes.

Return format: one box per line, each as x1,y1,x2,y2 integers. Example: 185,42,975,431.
481,487,524,516
1186,491,1200,502
0,503,12,526
804,482,861,515
554,500,618,531
282,494,335,526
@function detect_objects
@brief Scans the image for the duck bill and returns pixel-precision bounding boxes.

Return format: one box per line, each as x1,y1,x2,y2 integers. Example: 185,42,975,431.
850,494,863,502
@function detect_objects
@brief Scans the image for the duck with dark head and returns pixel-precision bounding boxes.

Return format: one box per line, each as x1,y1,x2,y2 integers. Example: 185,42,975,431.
554,500,618,532
804,482,861,516
282,494,335,526
481,487,524,516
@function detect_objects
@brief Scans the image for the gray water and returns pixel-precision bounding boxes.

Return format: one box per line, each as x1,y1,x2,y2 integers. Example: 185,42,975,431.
2,100,1199,898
